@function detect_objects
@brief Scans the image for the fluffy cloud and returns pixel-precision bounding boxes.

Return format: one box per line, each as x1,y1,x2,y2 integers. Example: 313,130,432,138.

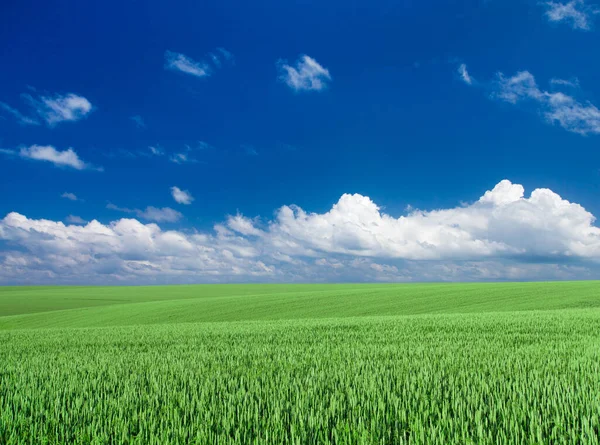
0,145,100,171
0,91,93,126
462,67,600,136
2,180,600,284
544,0,597,30
165,48,233,78
171,186,194,205
278,55,331,92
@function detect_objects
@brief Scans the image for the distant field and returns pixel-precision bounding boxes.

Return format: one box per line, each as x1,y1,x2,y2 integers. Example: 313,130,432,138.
1,281,599,330
1,282,600,444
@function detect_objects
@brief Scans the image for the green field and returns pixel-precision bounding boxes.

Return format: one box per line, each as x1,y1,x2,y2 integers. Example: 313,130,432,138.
1,282,600,444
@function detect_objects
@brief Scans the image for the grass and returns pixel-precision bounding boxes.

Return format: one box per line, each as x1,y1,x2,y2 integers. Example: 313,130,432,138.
1,282,600,443
1,281,599,330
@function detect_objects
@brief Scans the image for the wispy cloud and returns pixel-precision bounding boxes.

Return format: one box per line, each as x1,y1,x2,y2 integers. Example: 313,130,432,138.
242,144,258,156
21,145,98,170
209,48,234,68
169,152,198,164
0,91,93,127
543,0,598,30
66,215,86,224
23,92,93,126
277,55,332,92
165,48,234,79
148,145,164,156
130,115,146,128
550,77,580,88
1,145,101,170
0,102,40,126
107,202,183,222
458,63,473,85
460,65,600,136
61,192,80,201
492,70,600,135
186,141,214,151
165,51,210,77
171,186,194,205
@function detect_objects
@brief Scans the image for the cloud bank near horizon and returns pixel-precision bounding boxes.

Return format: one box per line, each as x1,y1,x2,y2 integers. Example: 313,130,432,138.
1,180,598,284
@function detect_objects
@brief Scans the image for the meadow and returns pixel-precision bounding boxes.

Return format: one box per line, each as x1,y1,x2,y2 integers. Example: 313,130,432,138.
1,282,600,444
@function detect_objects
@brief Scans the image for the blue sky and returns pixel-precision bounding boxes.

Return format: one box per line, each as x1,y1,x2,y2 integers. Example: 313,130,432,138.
1,0,600,284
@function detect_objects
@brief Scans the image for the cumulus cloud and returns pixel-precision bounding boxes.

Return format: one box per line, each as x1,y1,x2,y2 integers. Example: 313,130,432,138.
278,55,331,92
2,180,600,284
165,48,233,78
0,145,100,170
0,91,93,127
171,186,194,205
544,0,598,30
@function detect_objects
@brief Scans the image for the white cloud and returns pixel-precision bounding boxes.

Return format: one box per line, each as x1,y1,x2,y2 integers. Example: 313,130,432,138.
23,92,93,126
138,207,183,223
217,47,234,62
171,186,194,205
107,203,183,223
460,66,600,136
169,153,197,164
61,192,79,201
17,145,99,170
148,145,164,156
3,180,600,284
550,77,580,88
492,70,600,135
544,0,597,30
0,102,40,125
66,215,86,224
458,63,472,85
278,55,332,92
165,48,233,79
1,91,93,127
0,145,100,171
165,51,210,77
131,115,145,128
492,71,544,104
